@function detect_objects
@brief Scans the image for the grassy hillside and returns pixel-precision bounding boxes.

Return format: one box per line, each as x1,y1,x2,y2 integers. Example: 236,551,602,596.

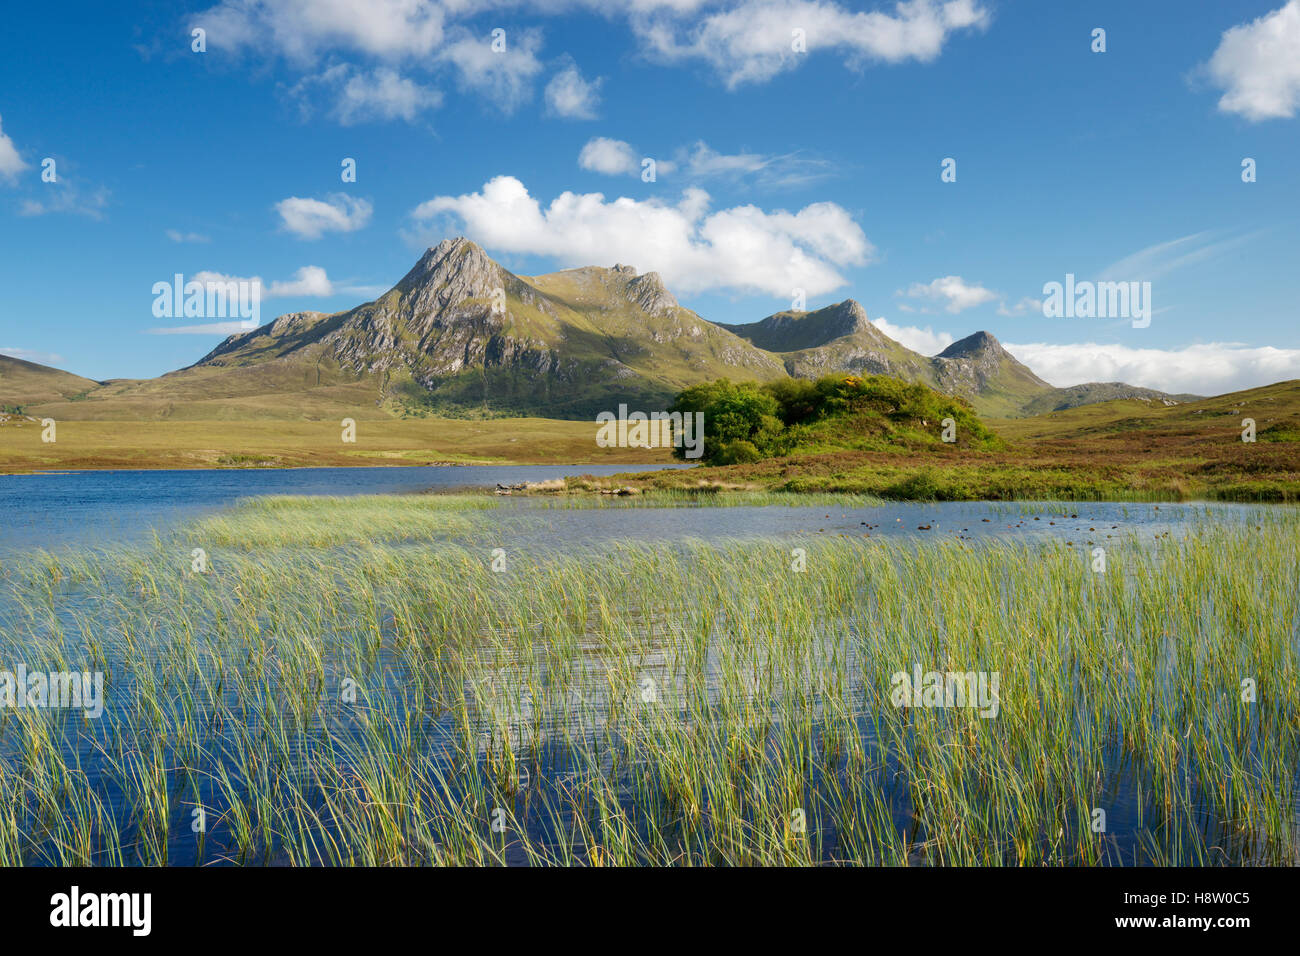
562,378,1300,502
0,354,102,409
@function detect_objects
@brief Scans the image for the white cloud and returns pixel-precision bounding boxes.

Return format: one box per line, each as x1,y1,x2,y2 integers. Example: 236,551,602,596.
438,27,543,113
275,193,372,239
676,140,830,185
0,114,28,184
579,136,826,185
545,60,602,118
1202,0,1300,121
149,265,344,333
409,174,873,296
579,137,643,175
191,266,336,298
166,229,210,243
870,316,954,355
634,0,990,88
268,265,334,296
1004,341,1300,395
898,275,998,313
293,65,442,124
190,1,987,124
193,0,449,61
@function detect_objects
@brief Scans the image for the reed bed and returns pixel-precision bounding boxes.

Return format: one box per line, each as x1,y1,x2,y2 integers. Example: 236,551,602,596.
0,496,1295,866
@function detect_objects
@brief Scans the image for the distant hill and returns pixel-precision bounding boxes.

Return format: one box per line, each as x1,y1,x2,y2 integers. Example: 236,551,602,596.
1,239,1199,420
0,354,101,409
721,305,1192,418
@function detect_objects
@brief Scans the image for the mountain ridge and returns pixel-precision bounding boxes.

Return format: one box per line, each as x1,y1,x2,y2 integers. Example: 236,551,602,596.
3,238,1198,419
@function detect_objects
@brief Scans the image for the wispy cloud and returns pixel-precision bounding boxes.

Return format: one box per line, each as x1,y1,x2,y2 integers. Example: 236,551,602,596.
166,229,210,243
290,65,442,125
18,180,110,219
578,136,830,186
1098,230,1256,282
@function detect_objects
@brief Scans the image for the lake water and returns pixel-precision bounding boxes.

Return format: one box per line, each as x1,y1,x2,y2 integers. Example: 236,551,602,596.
0,463,682,553
0,464,1276,556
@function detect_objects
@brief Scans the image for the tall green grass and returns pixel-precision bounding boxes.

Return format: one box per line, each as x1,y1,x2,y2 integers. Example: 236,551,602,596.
0,497,1295,865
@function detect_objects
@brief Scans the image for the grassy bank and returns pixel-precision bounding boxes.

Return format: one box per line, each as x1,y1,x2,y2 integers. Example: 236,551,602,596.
1,495,1295,865
0,417,673,473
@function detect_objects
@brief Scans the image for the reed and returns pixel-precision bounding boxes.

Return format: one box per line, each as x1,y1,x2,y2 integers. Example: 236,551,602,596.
0,496,1295,865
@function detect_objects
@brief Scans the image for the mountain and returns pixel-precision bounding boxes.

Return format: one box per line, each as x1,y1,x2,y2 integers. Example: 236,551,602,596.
719,300,936,384
0,354,102,409
181,238,785,418
2,239,1196,421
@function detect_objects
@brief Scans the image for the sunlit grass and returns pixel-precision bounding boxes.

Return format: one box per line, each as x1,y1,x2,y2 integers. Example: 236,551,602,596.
0,496,1295,866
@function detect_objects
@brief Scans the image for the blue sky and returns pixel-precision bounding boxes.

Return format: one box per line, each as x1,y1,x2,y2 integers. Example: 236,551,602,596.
1,0,1297,395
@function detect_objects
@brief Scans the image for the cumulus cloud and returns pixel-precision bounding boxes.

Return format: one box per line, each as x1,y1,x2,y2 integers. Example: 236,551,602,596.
898,275,998,313
409,174,873,296
870,316,954,355
578,137,644,175
275,193,372,239
634,0,990,87
1202,0,1300,121
0,114,28,184
1003,341,1300,395
545,59,602,118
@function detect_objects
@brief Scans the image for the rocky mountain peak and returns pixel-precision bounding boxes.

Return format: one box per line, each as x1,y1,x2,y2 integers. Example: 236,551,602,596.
612,263,637,276
397,237,503,304
626,271,679,315
830,299,872,334
938,330,1003,358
